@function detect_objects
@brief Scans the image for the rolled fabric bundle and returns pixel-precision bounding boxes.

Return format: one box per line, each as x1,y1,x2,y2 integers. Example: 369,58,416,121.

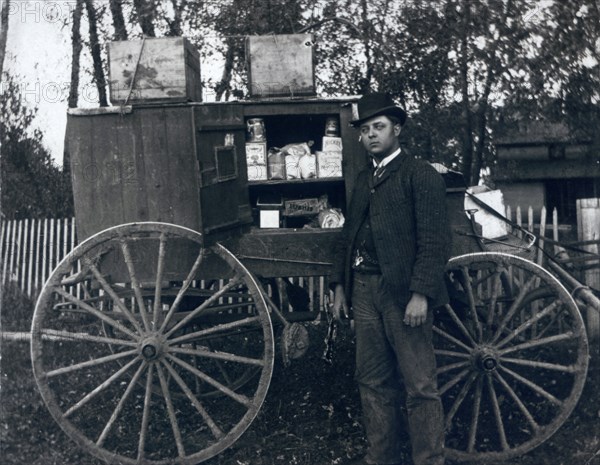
318,208,345,228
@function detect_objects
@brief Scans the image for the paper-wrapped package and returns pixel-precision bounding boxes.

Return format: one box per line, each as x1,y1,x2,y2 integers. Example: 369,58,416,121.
281,142,312,179
318,208,345,228
299,153,317,179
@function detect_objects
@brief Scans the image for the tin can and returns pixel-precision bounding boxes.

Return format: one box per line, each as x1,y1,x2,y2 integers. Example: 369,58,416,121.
247,118,266,142
325,117,339,136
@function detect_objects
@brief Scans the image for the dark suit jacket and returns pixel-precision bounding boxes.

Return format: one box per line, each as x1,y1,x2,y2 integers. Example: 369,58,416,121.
330,154,451,309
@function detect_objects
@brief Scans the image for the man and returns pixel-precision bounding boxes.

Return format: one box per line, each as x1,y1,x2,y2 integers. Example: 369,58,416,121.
331,92,450,465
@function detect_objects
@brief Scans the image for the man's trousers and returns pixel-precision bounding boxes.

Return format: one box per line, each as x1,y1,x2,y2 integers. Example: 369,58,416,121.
351,273,445,465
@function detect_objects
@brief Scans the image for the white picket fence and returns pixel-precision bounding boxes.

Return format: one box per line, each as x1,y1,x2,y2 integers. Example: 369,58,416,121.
1,218,76,298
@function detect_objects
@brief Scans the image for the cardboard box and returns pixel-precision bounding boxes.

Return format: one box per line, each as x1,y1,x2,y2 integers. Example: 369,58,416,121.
316,151,343,178
246,142,267,166
246,34,316,98
108,37,201,104
247,164,267,181
322,136,343,153
284,198,321,217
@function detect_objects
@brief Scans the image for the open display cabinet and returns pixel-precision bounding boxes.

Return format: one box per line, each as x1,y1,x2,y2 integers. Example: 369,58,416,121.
241,98,364,230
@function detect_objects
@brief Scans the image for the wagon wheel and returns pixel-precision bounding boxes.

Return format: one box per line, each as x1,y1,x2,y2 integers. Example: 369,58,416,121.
435,252,589,462
31,222,275,465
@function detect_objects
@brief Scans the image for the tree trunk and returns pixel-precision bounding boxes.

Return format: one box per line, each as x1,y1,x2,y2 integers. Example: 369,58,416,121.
109,0,128,41
133,0,156,37
459,0,474,185
359,0,373,92
215,41,235,101
167,0,183,36
84,0,108,106
64,0,85,171
68,0,84,109
0,0,10,77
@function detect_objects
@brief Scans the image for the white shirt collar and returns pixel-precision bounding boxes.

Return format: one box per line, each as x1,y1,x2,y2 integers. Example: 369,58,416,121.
372,147,401,169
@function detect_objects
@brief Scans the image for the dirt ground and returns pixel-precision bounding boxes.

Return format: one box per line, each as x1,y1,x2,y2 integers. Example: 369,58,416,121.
1,290,599,465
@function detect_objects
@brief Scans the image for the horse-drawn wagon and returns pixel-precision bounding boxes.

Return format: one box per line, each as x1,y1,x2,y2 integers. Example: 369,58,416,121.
31,96,595,464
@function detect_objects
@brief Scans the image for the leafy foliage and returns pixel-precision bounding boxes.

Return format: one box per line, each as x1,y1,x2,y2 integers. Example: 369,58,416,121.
1,74,73,220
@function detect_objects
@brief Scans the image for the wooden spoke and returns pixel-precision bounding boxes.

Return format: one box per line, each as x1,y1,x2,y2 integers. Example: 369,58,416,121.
96,361,148,447
499,365,562,406
443,303,478,347
47,349,138,378
153,233,167,327
119,238,151,332
493,371,540,433
165,278,244,338
500,357,576,373
137,363,154,461
487,374,509,450
84,258,144,335
169,346,265,367
498,332,574,356
461,266,483,342
437,360,470,375
495,300,561,350
433,325,474,353
435,349,471,359
161,360,224,440
159,250,204,333
156,363,186,458
486,271,502,327
167,354,252,407
439,368,471,395
64,356,141,418
490,275,537,344
168,316,261,346
53,287,139,340
39,329,138,347
444,372,478,430
467,377,483,453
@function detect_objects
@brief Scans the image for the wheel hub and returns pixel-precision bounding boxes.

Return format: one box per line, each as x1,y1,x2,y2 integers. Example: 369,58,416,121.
472,346,499,372
139,336,165,361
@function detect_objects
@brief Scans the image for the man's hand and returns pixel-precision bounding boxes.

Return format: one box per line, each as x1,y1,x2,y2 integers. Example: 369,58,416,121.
332,284,349,322
404,292,428,327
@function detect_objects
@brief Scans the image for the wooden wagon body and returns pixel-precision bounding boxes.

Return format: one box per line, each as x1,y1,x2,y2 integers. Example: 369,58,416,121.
29,98,591,465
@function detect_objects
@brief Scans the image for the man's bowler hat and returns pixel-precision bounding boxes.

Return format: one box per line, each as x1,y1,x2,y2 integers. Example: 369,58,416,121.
351,92,407,127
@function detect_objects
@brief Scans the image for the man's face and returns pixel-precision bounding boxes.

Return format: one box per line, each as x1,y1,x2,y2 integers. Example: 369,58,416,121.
359,115,401,160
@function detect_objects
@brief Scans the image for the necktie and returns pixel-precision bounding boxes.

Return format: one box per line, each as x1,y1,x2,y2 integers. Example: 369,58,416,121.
374,163,386,178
